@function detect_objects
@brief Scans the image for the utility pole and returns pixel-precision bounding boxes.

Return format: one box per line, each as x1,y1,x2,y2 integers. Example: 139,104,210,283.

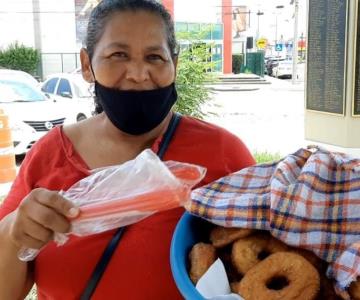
256,10,264,43
291,0,299,84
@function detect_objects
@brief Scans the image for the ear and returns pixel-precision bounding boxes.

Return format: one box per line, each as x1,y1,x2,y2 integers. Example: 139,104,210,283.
80,48,94,83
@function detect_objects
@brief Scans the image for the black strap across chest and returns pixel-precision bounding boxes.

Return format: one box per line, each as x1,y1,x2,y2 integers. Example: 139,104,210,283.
80,112,181,300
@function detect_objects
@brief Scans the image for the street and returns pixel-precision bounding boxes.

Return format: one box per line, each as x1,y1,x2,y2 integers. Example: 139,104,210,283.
205,76,306,156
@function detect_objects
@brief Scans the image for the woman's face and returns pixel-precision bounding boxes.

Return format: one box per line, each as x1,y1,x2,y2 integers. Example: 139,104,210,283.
83,10,176,91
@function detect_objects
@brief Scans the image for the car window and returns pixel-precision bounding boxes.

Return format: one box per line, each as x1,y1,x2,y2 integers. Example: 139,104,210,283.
0,80,46,102
56,78,72,96
73,80,91,98
42,78,58,94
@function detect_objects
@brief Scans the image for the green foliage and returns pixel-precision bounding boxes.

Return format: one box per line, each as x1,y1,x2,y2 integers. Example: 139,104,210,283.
232,54,244,74
253,151,282,164
175,29,216,119
0,42,40,75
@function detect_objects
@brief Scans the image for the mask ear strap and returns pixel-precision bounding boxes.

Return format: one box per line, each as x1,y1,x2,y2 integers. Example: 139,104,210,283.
89,64,97,83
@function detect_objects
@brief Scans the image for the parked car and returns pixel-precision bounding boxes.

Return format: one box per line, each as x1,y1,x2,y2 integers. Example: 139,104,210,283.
272,60,305,79
41,73,94,121
0,72,93,155
0,69,40,88
265,57,286,76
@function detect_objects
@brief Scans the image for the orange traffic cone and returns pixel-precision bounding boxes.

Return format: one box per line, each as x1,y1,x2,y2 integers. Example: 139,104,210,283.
0,109,16,183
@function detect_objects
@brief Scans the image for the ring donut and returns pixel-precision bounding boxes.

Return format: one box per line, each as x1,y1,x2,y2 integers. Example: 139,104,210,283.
349,279,360,300
210,226,254,248
237,252,320,300
188,243,216,284
231,233,288,274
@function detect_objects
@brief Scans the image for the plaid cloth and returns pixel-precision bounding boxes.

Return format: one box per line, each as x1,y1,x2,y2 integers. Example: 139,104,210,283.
187,147,360,298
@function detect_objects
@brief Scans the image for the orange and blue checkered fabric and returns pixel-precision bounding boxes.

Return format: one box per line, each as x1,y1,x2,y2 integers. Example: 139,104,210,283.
187,147,360,296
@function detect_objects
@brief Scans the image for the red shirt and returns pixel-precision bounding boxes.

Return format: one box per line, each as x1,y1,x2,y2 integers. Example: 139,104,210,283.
0,116,255,300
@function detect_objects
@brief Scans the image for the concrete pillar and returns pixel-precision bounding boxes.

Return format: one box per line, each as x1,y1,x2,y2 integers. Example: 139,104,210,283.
222,0,232,74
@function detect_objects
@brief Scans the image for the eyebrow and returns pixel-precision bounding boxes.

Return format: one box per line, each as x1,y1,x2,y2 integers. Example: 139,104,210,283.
105,42,167,52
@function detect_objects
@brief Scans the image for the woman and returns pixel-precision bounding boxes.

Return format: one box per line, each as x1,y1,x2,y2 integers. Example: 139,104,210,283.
0,0,255,299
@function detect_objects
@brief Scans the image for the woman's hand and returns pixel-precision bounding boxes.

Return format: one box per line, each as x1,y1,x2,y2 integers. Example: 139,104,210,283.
7,188,79,250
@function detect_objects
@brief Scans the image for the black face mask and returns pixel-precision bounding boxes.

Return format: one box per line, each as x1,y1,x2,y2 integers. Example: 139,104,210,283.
94,81,177,135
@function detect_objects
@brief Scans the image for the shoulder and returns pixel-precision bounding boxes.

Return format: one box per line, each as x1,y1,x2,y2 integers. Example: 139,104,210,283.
168,115,255,182
177,115,249,150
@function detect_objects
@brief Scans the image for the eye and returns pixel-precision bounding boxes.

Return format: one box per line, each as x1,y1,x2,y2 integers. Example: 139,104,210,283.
147,54,165,61
110,52,127,58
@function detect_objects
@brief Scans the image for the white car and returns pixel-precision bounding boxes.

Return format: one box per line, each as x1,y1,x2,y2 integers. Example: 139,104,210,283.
41,73,94,121
272,60,305,79
0,69,40,88
0,72,94,155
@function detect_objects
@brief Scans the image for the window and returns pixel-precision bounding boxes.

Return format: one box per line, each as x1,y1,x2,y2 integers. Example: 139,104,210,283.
42,78,58,94
56,78,72,96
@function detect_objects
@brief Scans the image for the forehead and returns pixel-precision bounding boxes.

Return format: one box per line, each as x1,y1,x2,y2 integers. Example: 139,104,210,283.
99,10,168,47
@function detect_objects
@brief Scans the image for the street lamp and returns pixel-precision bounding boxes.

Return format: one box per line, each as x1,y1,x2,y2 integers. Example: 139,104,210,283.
256,10,264,42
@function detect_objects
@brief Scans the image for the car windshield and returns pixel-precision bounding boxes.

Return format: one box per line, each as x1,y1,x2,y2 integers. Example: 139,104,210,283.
0,80,46,102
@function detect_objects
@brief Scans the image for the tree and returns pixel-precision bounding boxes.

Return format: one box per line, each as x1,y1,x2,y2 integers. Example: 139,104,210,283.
0,42,40,75
175,27,216,119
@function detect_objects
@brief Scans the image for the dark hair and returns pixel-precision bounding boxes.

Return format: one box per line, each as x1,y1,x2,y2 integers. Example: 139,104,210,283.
85,0,178,60
85,0,178,114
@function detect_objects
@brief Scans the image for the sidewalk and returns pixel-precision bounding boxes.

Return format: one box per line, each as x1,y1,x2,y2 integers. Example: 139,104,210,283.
204,76,307,156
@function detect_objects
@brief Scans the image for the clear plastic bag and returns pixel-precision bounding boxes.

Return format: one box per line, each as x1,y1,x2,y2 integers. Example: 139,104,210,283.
18,149,206,261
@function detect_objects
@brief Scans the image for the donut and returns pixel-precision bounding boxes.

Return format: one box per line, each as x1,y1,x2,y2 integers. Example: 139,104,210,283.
237,252,320,300
188,242,216,284
289,248,326,273
210,226,254,248
231,233,288,274
349,279,360,300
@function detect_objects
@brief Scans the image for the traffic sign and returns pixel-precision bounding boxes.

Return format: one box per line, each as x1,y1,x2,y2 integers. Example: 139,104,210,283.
256,38,267,49
275,43,283,51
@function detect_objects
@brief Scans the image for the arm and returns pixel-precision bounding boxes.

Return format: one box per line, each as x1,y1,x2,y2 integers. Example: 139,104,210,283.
0,189,79,299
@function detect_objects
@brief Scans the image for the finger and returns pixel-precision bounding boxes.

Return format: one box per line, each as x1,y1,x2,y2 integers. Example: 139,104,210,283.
23,219,53,244
15,233,45,250
33,188,79,218
26,201,72,233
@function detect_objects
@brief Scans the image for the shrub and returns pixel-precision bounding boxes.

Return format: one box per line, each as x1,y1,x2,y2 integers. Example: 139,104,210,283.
0,42,40,75
232,54,244,74
175,30,216,119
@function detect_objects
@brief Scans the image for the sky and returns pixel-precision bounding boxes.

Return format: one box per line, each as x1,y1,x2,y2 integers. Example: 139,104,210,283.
174,0,308,43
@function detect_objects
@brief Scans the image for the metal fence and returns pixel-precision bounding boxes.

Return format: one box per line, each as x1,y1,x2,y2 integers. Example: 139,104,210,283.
39,53,80,80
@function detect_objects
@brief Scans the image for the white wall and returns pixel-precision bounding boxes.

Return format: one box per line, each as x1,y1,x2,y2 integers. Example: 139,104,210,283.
0,0,36,49
36,0,77,53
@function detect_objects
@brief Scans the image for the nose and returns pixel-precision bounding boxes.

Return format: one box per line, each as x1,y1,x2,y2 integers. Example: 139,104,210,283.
125,61,150,83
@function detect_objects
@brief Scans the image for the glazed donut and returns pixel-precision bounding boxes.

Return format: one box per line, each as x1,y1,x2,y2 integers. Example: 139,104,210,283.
349,279,360,300
231,233,288,274
188,243,216,284
210,226,254,248
237,252,320,300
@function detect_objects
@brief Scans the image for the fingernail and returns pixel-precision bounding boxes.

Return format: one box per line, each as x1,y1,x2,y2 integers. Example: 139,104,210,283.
68,207,79,217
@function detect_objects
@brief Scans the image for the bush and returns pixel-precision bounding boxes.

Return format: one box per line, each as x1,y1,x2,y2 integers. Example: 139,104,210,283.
253,151,282,164
232,54,244,74
175,30,216,119
0,42,40,75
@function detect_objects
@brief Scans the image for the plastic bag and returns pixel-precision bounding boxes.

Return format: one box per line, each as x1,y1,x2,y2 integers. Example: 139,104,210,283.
18,149,206,261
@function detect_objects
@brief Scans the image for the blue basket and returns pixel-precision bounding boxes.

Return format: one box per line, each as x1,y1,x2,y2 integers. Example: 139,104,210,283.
170,212,213,300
